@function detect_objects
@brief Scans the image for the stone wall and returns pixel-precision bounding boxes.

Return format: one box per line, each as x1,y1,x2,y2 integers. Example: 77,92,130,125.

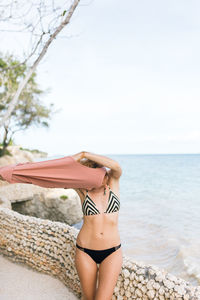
1,206,200,300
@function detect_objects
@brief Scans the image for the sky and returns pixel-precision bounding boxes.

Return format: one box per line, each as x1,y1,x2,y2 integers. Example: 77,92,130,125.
1,0,200,157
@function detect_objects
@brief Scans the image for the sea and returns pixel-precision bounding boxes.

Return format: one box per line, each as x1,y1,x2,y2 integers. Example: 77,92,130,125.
34,154,200,286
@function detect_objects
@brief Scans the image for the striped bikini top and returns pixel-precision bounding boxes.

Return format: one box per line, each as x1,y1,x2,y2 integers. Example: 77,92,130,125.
82,184,120,216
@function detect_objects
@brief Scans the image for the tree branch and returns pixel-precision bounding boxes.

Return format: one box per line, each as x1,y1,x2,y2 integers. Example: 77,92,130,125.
0,0,80,128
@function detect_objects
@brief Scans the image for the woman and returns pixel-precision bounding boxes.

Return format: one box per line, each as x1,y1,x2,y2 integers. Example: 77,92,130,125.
72,151,123,300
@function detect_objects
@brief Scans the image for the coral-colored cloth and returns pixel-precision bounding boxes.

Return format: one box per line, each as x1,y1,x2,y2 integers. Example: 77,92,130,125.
0,156,106,190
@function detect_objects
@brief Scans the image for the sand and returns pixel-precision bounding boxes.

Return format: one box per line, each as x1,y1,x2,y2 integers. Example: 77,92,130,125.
0,254,79,300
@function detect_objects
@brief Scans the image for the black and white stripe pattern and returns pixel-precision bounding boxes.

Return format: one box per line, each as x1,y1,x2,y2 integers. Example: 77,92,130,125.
104,189,120,213
82,186,120,216
82,194,100,215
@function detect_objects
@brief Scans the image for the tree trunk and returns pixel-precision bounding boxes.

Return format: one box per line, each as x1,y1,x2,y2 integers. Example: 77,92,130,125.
0,0,80,128
0,126,11,157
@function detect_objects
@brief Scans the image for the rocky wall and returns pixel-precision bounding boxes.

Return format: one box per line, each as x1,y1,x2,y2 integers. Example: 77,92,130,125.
0,206,200,300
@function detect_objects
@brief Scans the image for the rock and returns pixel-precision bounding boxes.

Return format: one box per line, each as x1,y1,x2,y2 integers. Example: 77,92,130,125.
135,288,143,297
0,145,47,167
147,289,155,299
122,269,130,278
163,279,175,289
12,188,82,225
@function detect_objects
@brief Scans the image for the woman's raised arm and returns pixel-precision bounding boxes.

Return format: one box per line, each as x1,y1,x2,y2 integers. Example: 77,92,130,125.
84,151,122,179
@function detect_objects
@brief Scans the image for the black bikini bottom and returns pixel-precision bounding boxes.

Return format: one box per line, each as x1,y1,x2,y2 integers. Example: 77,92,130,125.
76,243,121,264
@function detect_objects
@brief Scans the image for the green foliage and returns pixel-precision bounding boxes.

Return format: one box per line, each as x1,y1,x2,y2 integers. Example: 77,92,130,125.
62,10,67,16
60,195,68,200
0,52,56,157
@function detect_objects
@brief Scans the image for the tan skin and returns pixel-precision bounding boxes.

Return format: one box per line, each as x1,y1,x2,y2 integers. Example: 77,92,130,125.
71,151,123,300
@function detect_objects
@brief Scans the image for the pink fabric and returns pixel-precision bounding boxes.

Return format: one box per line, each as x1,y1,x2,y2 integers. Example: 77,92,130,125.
0,156,106,190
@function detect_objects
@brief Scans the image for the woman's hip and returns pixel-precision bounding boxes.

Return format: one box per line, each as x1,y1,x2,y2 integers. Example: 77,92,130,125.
75,242,122,265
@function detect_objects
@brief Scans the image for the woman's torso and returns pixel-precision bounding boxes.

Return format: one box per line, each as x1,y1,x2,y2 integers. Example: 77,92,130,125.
76,180,121,249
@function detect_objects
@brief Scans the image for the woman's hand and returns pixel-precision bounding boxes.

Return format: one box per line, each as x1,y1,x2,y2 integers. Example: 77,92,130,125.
71,151,86,162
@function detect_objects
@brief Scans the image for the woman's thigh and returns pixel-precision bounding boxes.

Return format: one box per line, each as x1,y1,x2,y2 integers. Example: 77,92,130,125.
95,247,123,300
75,247,98,300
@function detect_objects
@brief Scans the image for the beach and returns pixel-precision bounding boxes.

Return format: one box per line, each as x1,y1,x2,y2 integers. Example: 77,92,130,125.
0,254,78,300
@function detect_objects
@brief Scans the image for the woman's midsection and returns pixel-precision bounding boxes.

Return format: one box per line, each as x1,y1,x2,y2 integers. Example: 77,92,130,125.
76,214,121,249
